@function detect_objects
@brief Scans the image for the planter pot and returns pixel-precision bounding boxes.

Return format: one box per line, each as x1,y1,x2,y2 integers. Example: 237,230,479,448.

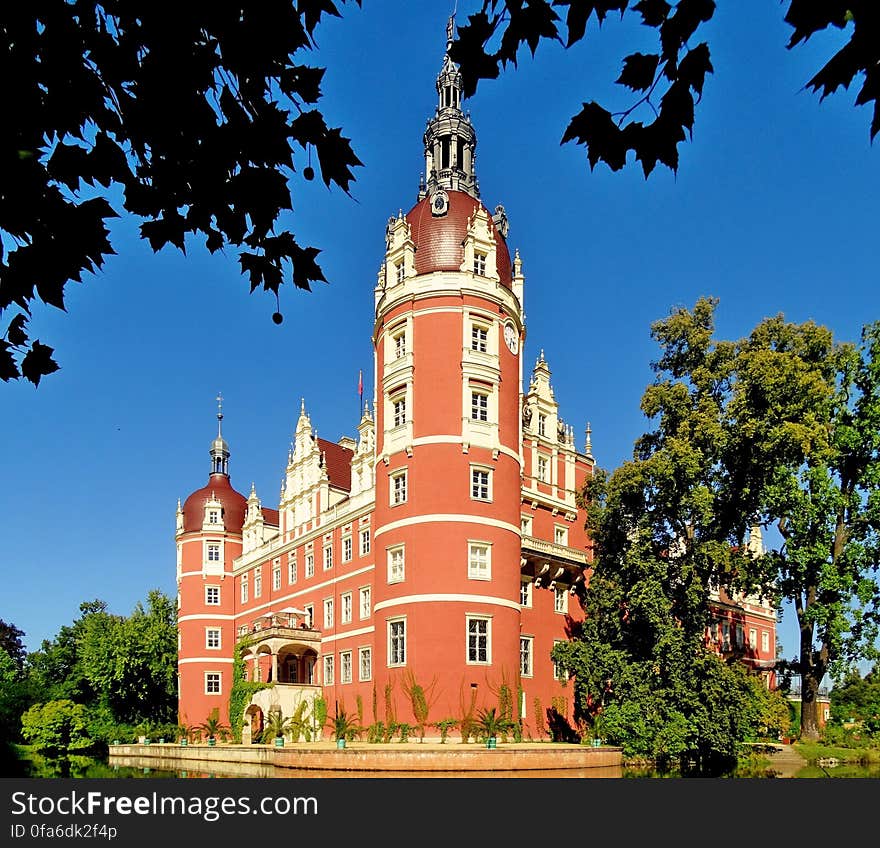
274,737,284,747
179,739,188,747
486,737,497,749
208,738,216,747
590,738,602,748
144,738,151,745
336,739,346,749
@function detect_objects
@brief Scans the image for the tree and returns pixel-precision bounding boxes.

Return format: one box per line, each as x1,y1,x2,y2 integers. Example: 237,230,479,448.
0,620,26,672
830,665,880,731
20,699,92,754
451,2,879,177
1,1,362,386
554,297,880,759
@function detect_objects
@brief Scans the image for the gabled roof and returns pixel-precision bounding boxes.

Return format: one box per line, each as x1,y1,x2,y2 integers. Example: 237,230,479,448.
317,437,353,492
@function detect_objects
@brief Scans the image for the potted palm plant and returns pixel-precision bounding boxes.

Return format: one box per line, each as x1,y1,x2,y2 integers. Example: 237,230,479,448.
197,714,230,746
477,707,512,749
262,709,292,747
332,708,359,749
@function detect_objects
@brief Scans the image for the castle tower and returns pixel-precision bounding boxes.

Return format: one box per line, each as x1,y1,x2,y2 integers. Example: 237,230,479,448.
176,395,246,727
371,18,526,719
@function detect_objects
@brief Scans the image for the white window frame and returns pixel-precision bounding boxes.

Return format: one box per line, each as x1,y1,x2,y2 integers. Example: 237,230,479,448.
520,635,534,677
735,623,744,647
471,321,489,353
342,535,352,563
470,390,489,422
392,393,406,428
272,564,281,591
323,598,334,629
253,567,262,598
520,580,532,608
205,585,220,606
466,615,491,665
305,553,314,578
304,604,314,629
749,627,757,649
341,591,352,625
553,639,565,681
360,528,371,556
520,515,533,536
391,468,408,505
359,646,372,682
323,655,334,686
761,630,770,653
240,575,248,604
323,544,333,571
391,323,407,357
359,586,372,619
340,650,352,684
206,627,221,650
288,554,297,584
387,545,405,584
205,672,221,695
473,251,487,276
467,541,491,580
471,466,491,501
206,542,221,563
208,509,220,525
388,618,406,667
537,455,548,482
554,586,568,614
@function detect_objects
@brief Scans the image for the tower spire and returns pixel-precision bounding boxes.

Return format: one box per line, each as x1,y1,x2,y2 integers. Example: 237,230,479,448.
419,14,479,202
209,393,230,476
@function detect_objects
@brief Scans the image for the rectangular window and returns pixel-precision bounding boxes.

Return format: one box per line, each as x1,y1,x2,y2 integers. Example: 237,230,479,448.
553,640,565,681
468,542,491,580
721,621,730,651
341,592,352,625
253,567,262,598
520,636,533,677
471,324,488,353
288,555,298,584
554,526,568,546
323,655,334,686
273,565,281,591
207,543,220,562
304,604,314,629
360,528,371,555
205,672,221,695
359,646,372,682
749,628,757,649
359,586,372,619
761,630,770,653
537,456,548,482
343,536,352,563
392,393,406,428
554,586,567,614
391,469,408,505
323,545,333,571
467,616,490,664
323,598,334,629
389,619,406,666
395,262,405,284
735,623,744,647
208,509,220,524
206,628,221,649
340,651,352,684
538,414,546,437
520,581,532,608
471,467,490,501
393,326,407,357
473,252,486,276
520,515,532,536
471,391,489,422
240,576,248,604
305,553,314,578
388,546,405,583
205,586,220,606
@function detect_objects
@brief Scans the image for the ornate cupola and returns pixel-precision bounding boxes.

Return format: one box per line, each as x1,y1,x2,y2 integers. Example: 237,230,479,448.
210,392,230,476
419,16,479,203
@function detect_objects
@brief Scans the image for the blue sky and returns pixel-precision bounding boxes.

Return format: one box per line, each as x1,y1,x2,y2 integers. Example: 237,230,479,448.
2,2,878,673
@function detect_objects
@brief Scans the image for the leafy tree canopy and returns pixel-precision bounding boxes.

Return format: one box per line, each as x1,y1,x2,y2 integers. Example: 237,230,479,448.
0,620,26,672
451,2,878,176
1,1,362,385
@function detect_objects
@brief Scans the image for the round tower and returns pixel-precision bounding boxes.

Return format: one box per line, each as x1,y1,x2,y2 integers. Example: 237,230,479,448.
371,19,526,722
176,395,246,729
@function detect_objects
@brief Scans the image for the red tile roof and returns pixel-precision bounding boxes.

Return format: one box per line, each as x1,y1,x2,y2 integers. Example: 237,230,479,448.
181,473,247,533
317,437,353,492
261,507,279,527
406,191,512,287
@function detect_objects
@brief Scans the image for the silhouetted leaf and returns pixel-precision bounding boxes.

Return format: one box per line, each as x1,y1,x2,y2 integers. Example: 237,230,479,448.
449,11,502,98
0,342,19,381
6,314,29,347
562,101,628,171
21,341,60,386
617,52,661,92
633,0,671,28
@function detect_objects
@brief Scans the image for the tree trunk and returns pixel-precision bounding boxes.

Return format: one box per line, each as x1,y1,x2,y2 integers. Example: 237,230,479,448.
799,672,821,741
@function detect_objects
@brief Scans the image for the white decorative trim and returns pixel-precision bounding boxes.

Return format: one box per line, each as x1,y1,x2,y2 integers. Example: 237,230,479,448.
178,614,236,622
375,514,519,538
179,570,233,579
373,594,521,613
178,657,235,665
320,625,375,645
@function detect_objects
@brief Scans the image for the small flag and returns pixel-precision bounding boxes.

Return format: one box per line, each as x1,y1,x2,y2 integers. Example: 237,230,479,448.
358,369,363,398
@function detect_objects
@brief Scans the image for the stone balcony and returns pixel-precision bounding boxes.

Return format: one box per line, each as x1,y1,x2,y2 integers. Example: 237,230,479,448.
236,613,322,650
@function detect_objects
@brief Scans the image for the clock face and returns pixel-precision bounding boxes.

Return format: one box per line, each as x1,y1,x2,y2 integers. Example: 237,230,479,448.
504,322,519,354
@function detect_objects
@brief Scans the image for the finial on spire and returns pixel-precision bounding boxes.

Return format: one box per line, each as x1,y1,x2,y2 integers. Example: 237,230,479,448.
446,14,455,50
585,422,593,457
216,392,224,437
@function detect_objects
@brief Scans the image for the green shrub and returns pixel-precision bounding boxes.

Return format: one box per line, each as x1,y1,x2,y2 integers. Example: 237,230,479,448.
21,700,92,754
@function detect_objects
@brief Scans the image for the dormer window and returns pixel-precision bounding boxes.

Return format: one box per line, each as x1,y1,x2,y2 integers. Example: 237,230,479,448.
538,414,546,437
396,262,405,284
208,510,219,524
473,252,486,276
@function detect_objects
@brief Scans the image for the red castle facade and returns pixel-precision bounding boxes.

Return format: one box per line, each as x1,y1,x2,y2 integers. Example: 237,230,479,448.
175,24,776,741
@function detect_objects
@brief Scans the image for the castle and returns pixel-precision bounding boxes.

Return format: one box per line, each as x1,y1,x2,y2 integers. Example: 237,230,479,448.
175,21,776,741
